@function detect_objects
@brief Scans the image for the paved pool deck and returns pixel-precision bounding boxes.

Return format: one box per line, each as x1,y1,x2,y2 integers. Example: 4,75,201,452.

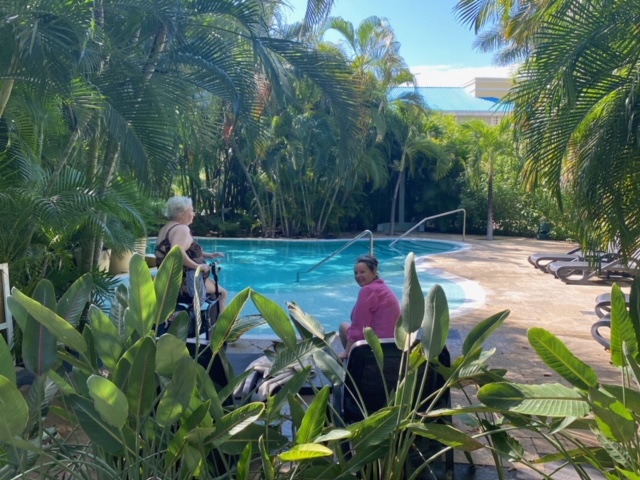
229,233,621,477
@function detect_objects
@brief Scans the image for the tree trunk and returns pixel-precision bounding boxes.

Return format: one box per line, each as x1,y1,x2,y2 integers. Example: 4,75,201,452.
486,171,494,241
389,170,403,236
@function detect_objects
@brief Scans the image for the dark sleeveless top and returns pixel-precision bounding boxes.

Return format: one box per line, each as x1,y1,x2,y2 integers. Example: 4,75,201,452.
155,224,209,278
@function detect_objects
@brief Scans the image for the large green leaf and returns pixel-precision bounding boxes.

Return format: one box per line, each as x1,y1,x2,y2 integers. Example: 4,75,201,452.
421,284,449,361
601,384,640,414
226,314,266,343
156,357,197,427
156,334,191,378
70,395,135,456
312,349,345,385
296,386,330,445
199,402,265,448
21,281,59,376
349,407,399,449
56,273,92,328
11,287,86,354
269,337,326,376
462,310,509,355
127,254,156,337
401,252,424,334
278,444,333,461
153,246,182,327
363,328,384,373
123,337,157,417
628,276,640,342
259,435,275,480
611,283,638,367
0,375,28,442
478,382,589,417
252,291,297,350
236,443,252,480
0,335,15,385
209,288,251,355
527,327,598,390
87,375,128,429
265,367,313,422
408,422,484,451
287,301,325,340
589,387,636,442
88,305,124,372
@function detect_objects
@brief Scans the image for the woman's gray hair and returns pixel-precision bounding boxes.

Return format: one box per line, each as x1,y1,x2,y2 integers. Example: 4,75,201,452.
355,254,379,272
165,196,193,220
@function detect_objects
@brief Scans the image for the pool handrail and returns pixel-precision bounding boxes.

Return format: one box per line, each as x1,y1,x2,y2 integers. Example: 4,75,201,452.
296,230,374,282
389,209,466,247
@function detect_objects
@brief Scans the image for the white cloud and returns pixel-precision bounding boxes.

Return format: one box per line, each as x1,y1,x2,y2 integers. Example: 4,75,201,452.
410,64,519,87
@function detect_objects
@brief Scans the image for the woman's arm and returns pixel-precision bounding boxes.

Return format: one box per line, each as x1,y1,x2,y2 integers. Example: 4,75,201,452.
347,287,376,343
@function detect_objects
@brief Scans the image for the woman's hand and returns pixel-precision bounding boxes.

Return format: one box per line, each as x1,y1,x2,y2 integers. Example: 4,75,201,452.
207,252,225,259
337,350,349,360
199,263,211,275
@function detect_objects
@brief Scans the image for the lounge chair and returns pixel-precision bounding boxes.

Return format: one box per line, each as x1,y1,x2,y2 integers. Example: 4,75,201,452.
594,292,630,318
527,246,582,270
547,256,638,284
591,316,611,350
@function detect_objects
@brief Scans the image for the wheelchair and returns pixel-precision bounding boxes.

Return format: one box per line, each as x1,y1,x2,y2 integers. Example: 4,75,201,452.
160,262,222,340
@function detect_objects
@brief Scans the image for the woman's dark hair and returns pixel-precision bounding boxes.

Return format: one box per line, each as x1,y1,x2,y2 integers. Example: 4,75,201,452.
355,254,378,272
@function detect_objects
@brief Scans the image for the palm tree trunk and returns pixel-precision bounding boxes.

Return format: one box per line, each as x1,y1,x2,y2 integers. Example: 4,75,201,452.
390,171,404,236
0,79,15,120
487,171,494,241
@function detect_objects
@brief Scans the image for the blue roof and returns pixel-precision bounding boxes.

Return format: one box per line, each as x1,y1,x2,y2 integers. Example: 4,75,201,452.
388,86,510,113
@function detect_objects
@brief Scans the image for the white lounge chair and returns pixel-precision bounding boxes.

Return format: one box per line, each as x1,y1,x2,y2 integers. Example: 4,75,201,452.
527,247,582,271
594,292,630,318
548,257,638,284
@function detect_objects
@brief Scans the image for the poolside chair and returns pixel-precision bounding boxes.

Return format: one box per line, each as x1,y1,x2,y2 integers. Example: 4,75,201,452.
591,316,611,350
527,246,582,271
332,339,453,479
547,256,638,284
594,292,630,318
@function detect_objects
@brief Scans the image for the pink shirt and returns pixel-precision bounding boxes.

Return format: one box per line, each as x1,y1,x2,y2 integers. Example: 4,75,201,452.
348,278,400,343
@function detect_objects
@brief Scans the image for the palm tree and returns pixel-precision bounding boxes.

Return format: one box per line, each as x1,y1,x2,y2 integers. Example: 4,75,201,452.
460,118,516,240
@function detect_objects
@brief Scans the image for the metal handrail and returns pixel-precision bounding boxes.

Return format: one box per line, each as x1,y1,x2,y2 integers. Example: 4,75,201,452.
296,230,374,282
389,209,466,247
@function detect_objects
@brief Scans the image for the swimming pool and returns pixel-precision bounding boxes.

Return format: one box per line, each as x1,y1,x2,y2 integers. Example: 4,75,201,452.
147,238,471,337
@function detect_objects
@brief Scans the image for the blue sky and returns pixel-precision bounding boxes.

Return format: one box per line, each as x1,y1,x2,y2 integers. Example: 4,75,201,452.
284,0,516,86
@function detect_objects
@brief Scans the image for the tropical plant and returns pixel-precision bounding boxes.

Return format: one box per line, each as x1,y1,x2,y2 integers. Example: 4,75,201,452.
459,118,517,240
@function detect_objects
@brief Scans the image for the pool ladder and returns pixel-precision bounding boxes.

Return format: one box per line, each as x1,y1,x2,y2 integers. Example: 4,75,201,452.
296,230,374,282
389,208,466,247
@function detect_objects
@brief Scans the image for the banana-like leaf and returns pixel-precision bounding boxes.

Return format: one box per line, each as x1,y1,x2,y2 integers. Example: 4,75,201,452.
183,444,205,477
316,429,352,442
56,273,92,328
88,305,124,372
527,327,598,390
421,284,449,361
287,301,325,340
278,443,333,461
312,349,345,385
363,328,384,373
253,291,297,350
408,422,484,451
156,357,197,427
288,393,306,432
7,296,27,331
259,435,275,480
266,367,313,422
226,314,266,343
124,337,156,417
109,284,129,335
0,376,28,442
0,336,15,385
611,283,638,367
269,337,326,376
20,282,60,376
70,395,135,456
349,407,399,448
11,288,87,354
87,375,128,429
462,310,509,355
296,386,330,445
127,254,156,336
589,387,636,442
236,443,252,480
153,246,182,327
156,334,191,378
401,252,424,334
209,288,251,355
601,384,640,414
481,422,525,462
167,311,190,341
395,317,417,352
478,382,589,417
219,424,289,455
165,401,212,468
628,276,640,343
201,402,265,448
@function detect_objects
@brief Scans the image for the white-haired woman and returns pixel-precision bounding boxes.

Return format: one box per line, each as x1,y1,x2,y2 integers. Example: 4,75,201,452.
155,196,227,311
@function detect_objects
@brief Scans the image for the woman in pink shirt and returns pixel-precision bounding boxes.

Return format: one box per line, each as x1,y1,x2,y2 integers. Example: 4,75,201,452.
338,255,401,359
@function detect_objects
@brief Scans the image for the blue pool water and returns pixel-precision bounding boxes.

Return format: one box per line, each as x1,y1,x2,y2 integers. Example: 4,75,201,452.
147,238,466,337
